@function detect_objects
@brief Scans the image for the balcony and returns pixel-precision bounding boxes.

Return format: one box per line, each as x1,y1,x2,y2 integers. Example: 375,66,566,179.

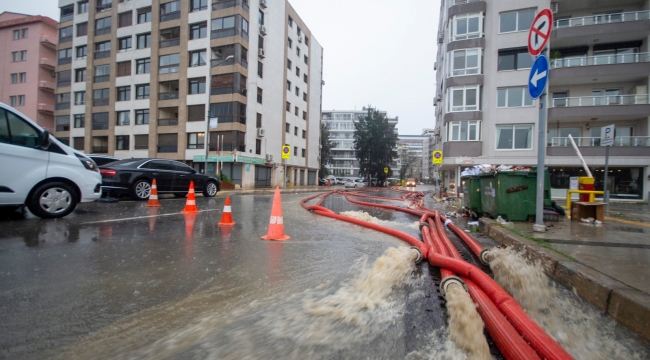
94,50,110,59
158,118,179,126
550,53,650,85
159,38,180,48
551,10,650,48
96,3,111,13
158,92,179,100
38,81,55,92
94,75,109,83
60,13,74,23
443,141,482,157
550,136,650,147
58,57,72,66
40,58,56,70
93,99,109,107
95,27,111,36
40,36,57,49
547,136,650,157
549,95,650,121
37,103,54,113
59,35,72,44
160,11,180,22
55,102,70,110
212,0,249,13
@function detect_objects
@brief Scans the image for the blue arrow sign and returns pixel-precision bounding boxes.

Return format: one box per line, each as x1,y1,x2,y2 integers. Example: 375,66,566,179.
528,54,549,100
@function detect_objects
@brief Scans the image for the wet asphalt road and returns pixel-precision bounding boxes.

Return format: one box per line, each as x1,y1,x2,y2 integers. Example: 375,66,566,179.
0,187,458,359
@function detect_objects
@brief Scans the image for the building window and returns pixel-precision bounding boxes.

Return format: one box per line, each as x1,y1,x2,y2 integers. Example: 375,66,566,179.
499,9,535,34
92,112,109,130
57,70,71,87
294,126,298,136
95,17,111,36
302,129,306,138
258,9,264,24
59,26,73,42
92,88,109,106
55,116,70,131
301,148,305,157
117,61,131,77
55,93,70,110
135,84,150,99
188,104,205,122
294,106,298,116
76,45,87,59
160,27,181,48
497,87,533,108
288,16,293,27
295,67,300,77
74,91,85,105
303,92,307,101
258,60,263,78
78,1,88,14
295,86,299,96
96,0,112,13
288,38,292,48
117,86,131,101
255,139,261,154
448,49,480,77
191,0,208,12
448,121,480,141
286,102,290,112
257,87,262,104
303,74,308,83
304,55,308,64
297,26,301,36
117,111,130,126
286,123,290,132
160,0,181,22
187,133,205,149
94,41,111,59
188,77,206,94
256,113,262,128
294,146,298,156
287,81,291,91
137,6,152,23
74,114,85,128
18,95,25,106
9,96,16,107
302,111,307,120
447,86,479,112
10,74,17,84
189,50,206,67
190,22,207,40
92,136,109,153
73,137,84,150
76,22,88,37
159,54,180,74
287,59,292,69
158,134,178,153
498,48,533,71
496,125,533,150
135,109,149,125
118,37,132,51
116,135,129,150
449,13,482,41
210,16,236,38
296,47,300,56
134,134,148,149
305,36,309,46
94,64,110,83
136,58,150,74
137,33,151,49
118,11,132,27
208,102,247,125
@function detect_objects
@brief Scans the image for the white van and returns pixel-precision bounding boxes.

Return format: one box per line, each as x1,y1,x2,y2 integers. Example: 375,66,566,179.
0,103,102,218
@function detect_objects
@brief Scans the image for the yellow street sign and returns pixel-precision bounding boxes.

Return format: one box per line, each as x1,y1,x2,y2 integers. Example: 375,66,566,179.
282,145,291,159
384,167,389,174
432,150,443,164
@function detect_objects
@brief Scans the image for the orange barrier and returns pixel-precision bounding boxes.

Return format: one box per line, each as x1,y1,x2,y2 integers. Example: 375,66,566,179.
181,181,200,213
261,187,290,241
146,178,161,207
218,195,235,226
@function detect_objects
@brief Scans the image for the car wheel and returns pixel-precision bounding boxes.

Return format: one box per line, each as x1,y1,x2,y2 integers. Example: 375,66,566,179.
203,181,218,197
27,181,78,219
174,193,187,198
131,179,151,201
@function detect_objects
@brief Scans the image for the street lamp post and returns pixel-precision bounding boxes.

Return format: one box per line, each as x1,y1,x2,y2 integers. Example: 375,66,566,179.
205,55,234,175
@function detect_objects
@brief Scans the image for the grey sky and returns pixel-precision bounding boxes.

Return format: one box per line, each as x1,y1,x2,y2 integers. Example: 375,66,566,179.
4,0,439,135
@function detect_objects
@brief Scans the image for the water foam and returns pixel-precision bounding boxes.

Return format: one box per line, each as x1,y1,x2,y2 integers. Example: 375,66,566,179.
341,210,421,230
445,284,491,360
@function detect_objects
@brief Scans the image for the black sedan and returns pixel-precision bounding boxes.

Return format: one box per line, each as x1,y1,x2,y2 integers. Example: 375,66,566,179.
99,159,221,200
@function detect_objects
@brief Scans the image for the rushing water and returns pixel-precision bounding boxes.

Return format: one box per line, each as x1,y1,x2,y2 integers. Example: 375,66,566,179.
444,284,491,360
488,247,648,360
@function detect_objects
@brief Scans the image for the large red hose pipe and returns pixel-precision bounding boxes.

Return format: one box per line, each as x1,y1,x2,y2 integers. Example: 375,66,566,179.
439,214,489,265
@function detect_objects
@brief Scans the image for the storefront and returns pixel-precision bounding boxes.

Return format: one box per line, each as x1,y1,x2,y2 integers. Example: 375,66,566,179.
549,166,645,200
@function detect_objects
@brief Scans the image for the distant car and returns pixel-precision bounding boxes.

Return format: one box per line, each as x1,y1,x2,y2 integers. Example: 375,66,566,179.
318,178,328,186
345,178,366,188
99,158,220,200
87,154,121,166
355,179,368,188
405,178,417,187
335,177,345,185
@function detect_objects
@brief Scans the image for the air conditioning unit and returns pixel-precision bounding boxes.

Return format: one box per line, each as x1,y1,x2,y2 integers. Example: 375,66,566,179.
298,36,303,43
260,0,267,8
257,128,265,137
551,2,558,13
265,154,273,161
260,25,267,36
258,49,265,58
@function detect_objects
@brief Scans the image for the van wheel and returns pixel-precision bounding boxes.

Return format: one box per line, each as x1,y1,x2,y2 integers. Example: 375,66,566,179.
27,182,78,218
131,179,151,201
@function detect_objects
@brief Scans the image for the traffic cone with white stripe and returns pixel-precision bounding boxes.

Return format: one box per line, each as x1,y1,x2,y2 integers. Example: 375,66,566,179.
261,187,290,241
218,195,235,226
181,181,200,213
147,178,161,207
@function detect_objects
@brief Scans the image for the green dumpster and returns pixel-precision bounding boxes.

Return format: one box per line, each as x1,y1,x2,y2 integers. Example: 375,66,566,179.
461,175,482,214
479,168,551,221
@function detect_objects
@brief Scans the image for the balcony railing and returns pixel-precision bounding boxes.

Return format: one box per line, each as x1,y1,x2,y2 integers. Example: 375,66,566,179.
211,57,234,67
58,57,72,65
96,3,112,12
212,0,248,12
158,118,178,126
554,10,650,28
550,136,650,147
60,13,74,22
38,103,54,113
95,27,111,36
40,58,56,69
159,38,180,48
57,80,71,88
550,94,650,107
210,86,234,95
94,50,110,59
158,92,179,100
93,99,109,107
550,52,650,68
40,36,57,49
55,102,70,110
59,35,72,43
160,11,181,22
94,75,109,83
448,0,483,7
38,81,55,91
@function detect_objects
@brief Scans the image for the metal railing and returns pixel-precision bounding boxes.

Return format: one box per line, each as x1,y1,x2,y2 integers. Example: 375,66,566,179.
550,136,650,147
554,10,650,28
160,11,181,22
448,0,483,6
94,50,110,59
550,94,650,107
58,57,72,65
59,35,72,43
95,27,111,36
96,3,111,13
550,52,650,68
211,57,234,67
159,38,180,48
93,99,109,107
60,13,74,22
57,80,71,88
157,118,178,126
94,75,109,83
158,92,179,100
55,102,70,110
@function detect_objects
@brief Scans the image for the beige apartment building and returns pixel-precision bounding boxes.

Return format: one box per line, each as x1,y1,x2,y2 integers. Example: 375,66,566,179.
434,0,650,201
0,12,58,130
53,0,323,188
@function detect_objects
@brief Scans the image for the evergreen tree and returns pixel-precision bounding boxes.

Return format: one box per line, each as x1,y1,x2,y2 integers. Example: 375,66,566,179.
353,108,398,184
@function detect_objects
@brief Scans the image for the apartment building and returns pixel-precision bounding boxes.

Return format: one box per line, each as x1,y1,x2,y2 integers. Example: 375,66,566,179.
53,0,323,188
397,134,428,181
0,12,58,130
322,108,399,177
434,0,650,200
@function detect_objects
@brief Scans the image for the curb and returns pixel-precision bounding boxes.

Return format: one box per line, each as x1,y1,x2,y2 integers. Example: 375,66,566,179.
480,218,650,342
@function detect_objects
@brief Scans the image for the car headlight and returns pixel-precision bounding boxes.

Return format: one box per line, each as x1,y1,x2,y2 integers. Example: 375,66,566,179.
75,153,99,172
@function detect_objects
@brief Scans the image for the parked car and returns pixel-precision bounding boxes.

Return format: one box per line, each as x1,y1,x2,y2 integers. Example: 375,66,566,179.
335,177,346,185
99,159,220,200
318,178,329,186
0,102,102,218
87,154,121,166
344,178,367,188
405,178,417,187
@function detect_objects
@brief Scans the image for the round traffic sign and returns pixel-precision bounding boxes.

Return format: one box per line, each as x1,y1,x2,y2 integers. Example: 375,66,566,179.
282,147,289,153
527,9,553,57
434,152,442,159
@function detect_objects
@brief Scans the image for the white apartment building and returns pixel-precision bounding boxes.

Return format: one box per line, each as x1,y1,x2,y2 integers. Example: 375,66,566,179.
397,134,428,180
434,0,650,200
322,108,399,177
53,0,323,188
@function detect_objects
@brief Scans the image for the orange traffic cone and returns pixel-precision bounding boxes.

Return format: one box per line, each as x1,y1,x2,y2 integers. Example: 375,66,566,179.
218,195,235,226
181,181,200,213
147,178,161,207
261,187,290,241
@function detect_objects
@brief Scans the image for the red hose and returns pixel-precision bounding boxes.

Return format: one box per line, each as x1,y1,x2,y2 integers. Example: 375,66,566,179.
439,214,486,261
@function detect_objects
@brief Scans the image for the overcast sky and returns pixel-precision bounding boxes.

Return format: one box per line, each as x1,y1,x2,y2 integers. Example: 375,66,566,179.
5,0,439,135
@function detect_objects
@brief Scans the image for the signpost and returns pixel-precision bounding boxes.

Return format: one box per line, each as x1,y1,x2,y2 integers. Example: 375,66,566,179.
528,9,553,233
384,167,389,174
282,145,290,189
601,124,615,203
432,150,443,165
